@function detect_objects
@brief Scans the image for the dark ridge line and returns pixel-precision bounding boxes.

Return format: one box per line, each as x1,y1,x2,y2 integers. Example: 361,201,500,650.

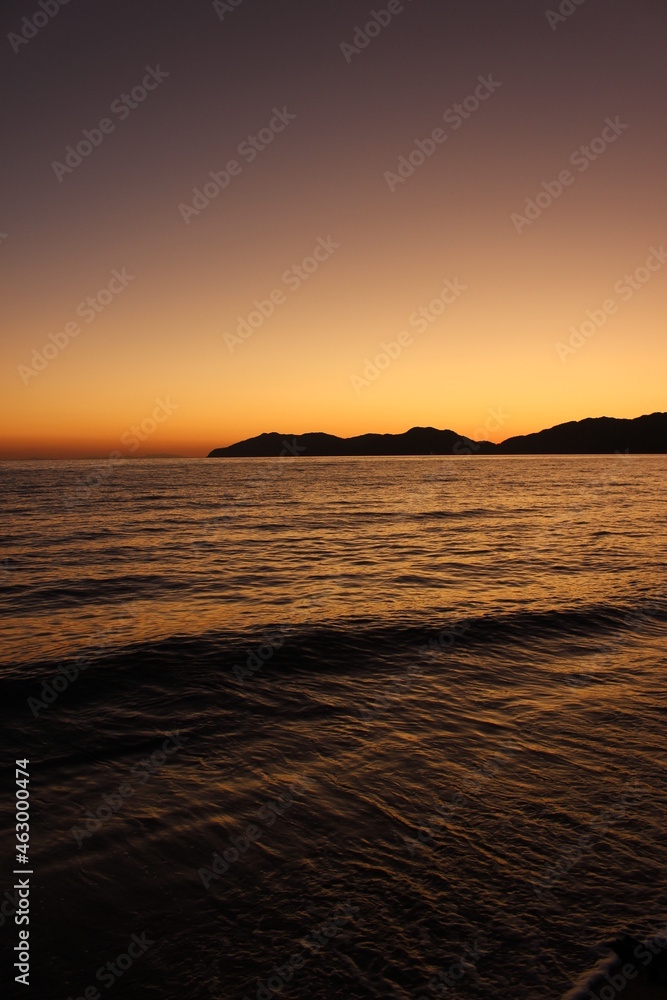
208,412,667,457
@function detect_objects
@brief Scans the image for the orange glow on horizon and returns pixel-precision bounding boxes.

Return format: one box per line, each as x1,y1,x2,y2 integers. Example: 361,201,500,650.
2,4,665,461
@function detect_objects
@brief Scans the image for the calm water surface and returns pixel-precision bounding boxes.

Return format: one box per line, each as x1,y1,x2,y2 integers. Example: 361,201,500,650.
1,457,666,999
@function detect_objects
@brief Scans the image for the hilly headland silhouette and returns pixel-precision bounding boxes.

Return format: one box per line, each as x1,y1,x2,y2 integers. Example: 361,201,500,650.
208,412,667,457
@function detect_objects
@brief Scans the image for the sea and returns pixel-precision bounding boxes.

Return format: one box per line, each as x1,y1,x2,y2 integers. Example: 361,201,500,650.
1,456,666,999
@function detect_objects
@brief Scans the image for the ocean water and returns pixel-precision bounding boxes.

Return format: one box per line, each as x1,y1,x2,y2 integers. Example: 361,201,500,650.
1,456,666,999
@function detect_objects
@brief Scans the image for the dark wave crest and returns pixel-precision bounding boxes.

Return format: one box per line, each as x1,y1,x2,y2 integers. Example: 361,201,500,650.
3,594,665,690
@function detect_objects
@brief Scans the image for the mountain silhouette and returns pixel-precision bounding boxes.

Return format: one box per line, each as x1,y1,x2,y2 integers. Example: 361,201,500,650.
208,412,667,457
496,412,667,454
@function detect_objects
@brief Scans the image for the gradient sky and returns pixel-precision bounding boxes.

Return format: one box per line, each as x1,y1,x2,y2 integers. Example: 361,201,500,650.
1,0,665,457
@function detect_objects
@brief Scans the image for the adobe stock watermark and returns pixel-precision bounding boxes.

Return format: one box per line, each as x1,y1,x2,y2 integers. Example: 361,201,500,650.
193,440,306,553
71,732,188,847
197,779,312,890
339,0,412,62
52,67,169,182
101,396,180,455
358,663,425,723
65,932,154,998
359,620,471,724
28,654,98,717
400,744,520,857
0,885,21,929
179,107,296,225
1,558,16,583
511,117,629,233
571,929,667,1000
8,0,72,54
452,407,512,454
62,397,180,507
224,236,340,352
27,604,141,717
546,0,587,32
532,781,645,900
566,448,631,515
242,902,360,1000
623,593,667,636
555,245,666,361
212,0,244,21
384,75,502,192
350,278,466,393
417,934,491,999
232,631,286,684
17,268,135,384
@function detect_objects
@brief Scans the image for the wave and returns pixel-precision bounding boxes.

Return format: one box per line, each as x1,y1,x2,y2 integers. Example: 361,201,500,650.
2,594,665,687
563,931,667,999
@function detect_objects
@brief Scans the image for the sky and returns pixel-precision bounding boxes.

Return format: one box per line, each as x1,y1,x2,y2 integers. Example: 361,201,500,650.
1,0,666,458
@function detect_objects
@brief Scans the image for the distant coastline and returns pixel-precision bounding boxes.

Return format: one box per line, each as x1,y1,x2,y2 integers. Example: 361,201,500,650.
208,412,667,457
